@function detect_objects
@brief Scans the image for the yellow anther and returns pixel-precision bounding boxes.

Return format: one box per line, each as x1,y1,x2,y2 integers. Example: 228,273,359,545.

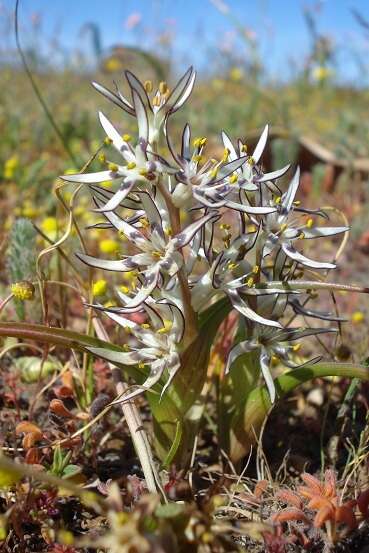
152,95,161,107
104,137,113,145
306,218,314,228
103,300,117,308
241,144,248,153
123,344,130,352
280,223,288,232
252,265,259,274
11,281,35,301
108,162,119,173
247,156,255,165
139,217,150,228
98,153,106,163
275,196,282,204
159,81,168,95
222,148,230,162
124,326,132,334
246,224,257,233
247,277,254,287
292,343,301,352
141,323,150,329
126,161,136,170
229,173,238,184
152,251,162,259
228,262,238,270
299,232,305,239
193,137,207,148
139,168,148,177
157,320,173,334
193,155,203,163
120,285,130,294
210,168,218,179
138,362,146,369
144,80,153,93
293,200,301,206
122,134,132,142
220,223,231,231
164,227,173,236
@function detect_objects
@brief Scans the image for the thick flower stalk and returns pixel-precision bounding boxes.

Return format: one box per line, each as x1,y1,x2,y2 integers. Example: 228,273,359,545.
61,67,355,404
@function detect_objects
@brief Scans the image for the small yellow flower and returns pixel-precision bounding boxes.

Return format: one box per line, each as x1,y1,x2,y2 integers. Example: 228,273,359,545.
92,279,108,297
99,239,119,254
312,66,332,82
11,281,35,301
104,57,123,73
4,155,19,179
352,311,365,324
41,217,58,236
229,67,243,82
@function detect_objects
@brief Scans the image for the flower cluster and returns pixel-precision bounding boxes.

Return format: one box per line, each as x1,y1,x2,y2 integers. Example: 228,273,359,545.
62,68,348,402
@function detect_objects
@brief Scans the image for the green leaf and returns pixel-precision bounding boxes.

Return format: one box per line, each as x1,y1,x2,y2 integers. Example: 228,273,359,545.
229,361,369,463
0,322,145,382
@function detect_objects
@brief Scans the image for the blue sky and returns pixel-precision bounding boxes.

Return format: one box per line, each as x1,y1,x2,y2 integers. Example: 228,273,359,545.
4,0,369,81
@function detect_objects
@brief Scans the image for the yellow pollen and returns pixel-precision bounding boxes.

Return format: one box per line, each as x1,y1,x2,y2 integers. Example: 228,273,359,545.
247,156,255,165
228,262,238,270
292,343,301,352
193,137,207,148
159,81,168,95
120,285,130,294
247,277,254,287
144,80,153,93
157,320,172,334
141,323,150,329
241,144,248,153
275,196,282,204
139,217,150,228
280,223,288,232
126,162,136,170
193,154,203,163
122,134,132,142
104,137,113,145
252,265,259,274
306,218,314,228
108,163,119,173
123,344,130,352
138,362,146,369
98,153,106,163
220,223,231,231
222,148,230,162
229,173,238,184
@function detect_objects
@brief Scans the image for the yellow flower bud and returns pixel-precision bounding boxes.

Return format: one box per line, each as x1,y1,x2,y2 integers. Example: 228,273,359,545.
11,281,35,301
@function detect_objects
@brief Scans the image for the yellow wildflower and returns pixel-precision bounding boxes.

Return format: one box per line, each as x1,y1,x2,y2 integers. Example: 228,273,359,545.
352,311,365,324
11,281,35,301
99,239,119,254
4,156,19,179
92,279,108,297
